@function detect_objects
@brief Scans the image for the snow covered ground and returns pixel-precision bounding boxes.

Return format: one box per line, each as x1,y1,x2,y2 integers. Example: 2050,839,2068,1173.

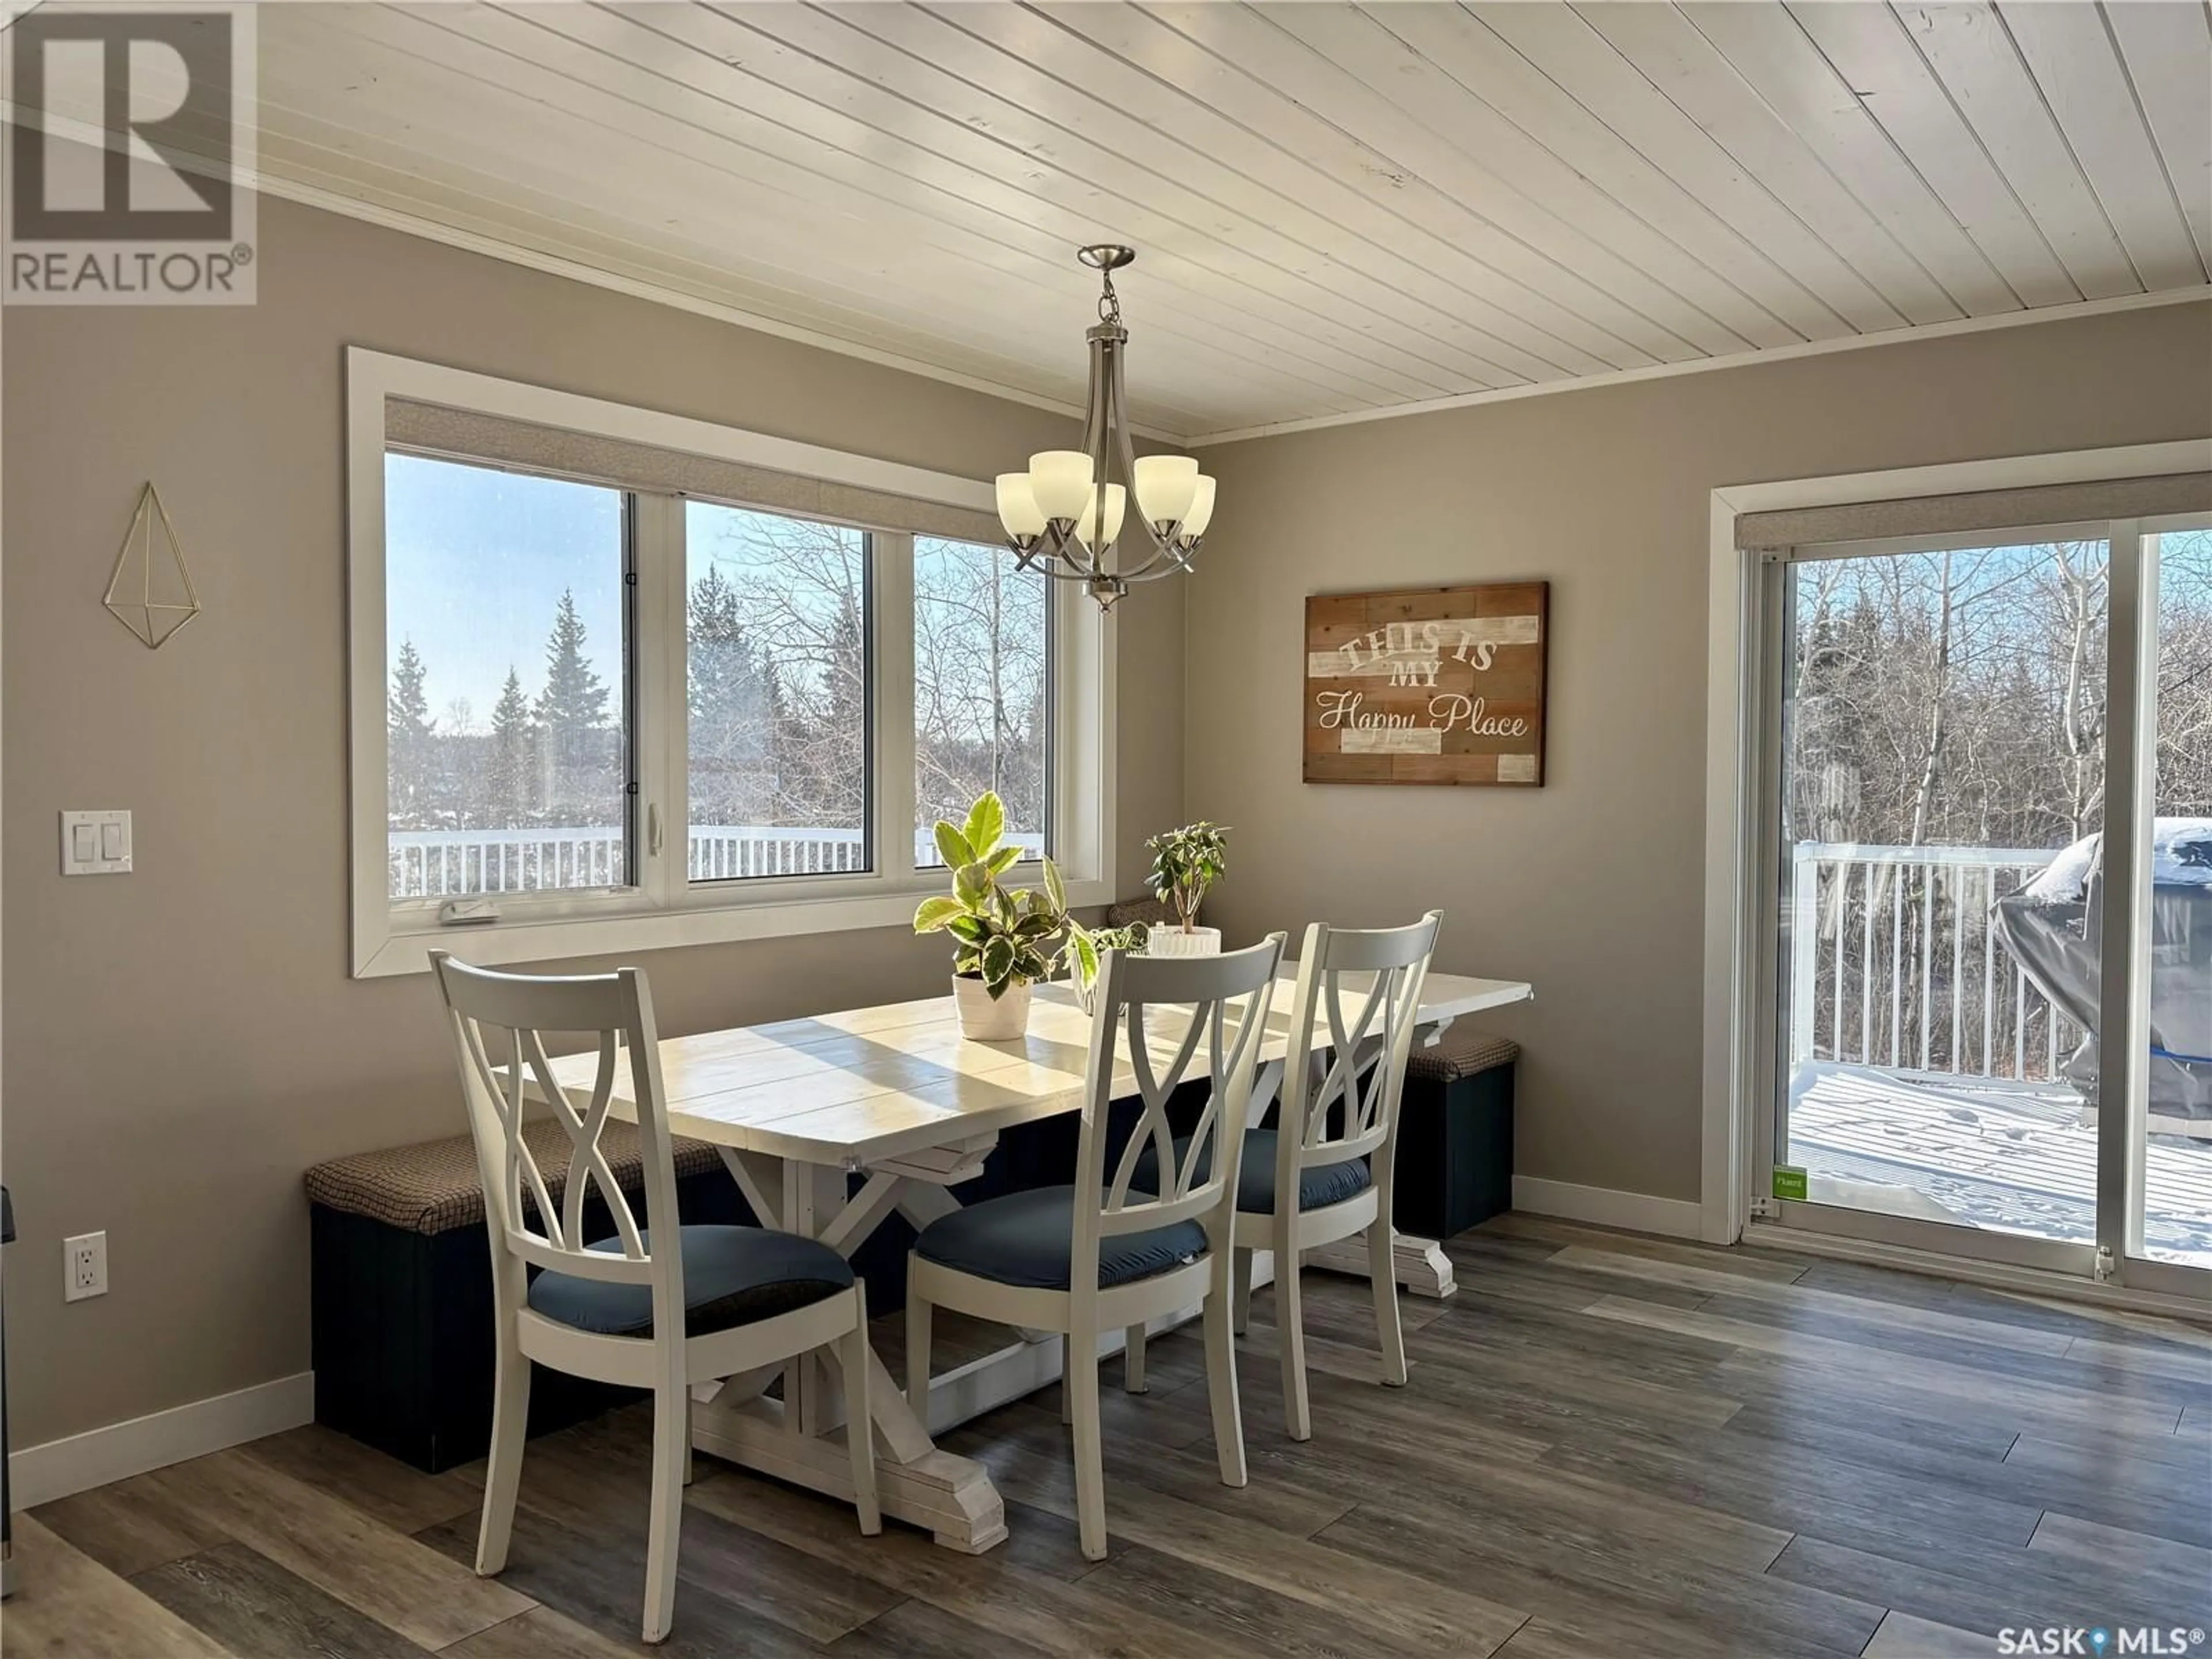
1789,1060,2212,1267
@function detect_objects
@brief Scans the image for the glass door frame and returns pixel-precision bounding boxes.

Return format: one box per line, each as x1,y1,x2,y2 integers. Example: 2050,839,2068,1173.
2108,512,2212,1300
1744,513,2210,1301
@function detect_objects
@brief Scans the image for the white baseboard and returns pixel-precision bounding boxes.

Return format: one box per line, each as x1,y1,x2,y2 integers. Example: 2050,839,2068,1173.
1512,1176,1705,1240
8,1372,315,1511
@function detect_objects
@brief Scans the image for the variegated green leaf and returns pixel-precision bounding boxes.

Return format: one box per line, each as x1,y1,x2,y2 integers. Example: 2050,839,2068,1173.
912,895,965,934
964,791,1006,859
934,820,975,871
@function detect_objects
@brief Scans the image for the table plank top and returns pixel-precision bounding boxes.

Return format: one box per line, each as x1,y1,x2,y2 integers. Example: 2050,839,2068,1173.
548,968,1531,1168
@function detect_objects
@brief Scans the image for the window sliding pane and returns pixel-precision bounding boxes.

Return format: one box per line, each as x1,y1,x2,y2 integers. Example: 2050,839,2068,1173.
1775,537,2111,1248
384,453,630,900
2143,527,2212,1268
687,502,870,881
914,537,1048,866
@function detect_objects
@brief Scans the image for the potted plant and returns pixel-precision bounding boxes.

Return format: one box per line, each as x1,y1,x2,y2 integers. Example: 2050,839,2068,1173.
914,791,1069,1040
1058,920,1149,1016
1145,821,1229,957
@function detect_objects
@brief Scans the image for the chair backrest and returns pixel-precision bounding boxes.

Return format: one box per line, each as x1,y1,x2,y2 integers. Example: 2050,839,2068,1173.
430,951,683,1316
1072,934,1289,1285
1275,912,1444,1211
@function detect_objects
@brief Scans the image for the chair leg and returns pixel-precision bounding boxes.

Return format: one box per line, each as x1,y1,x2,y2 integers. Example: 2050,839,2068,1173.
1067,1323,1109,1560
642,1381,688,1645
1369,1217,1408,1388
905,1266,931,1423
843,1286,882,1535
681,1391,696,1486
474,1327,530,1577
1277,1244,1312,1442
1230,1247,1253,1336
1123,1322,1148,1394
1203,1260,1248,1488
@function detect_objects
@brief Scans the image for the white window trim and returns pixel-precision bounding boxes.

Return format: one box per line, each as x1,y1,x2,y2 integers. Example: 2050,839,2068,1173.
347,347,1114,978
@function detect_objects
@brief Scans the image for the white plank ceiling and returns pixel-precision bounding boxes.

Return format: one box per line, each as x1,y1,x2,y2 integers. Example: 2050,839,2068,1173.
247,1,2212,440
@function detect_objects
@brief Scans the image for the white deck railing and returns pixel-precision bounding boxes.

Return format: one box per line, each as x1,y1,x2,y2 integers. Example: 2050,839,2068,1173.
389,824,1044,898
1789,841,2085,1086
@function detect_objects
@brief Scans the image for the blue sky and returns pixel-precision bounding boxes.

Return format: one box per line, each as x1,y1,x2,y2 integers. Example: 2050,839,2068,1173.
385,453,626,725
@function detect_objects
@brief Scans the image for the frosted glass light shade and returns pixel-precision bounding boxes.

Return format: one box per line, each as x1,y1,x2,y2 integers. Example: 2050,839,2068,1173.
1029,450,1093,521
1132,454,1199,525
1182,475,1217,537
996,472,1047,537
1072,483,1126,547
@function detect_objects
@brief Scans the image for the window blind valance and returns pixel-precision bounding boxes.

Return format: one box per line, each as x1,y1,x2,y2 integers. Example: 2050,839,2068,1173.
385,398,1004,546
1734,471,2212,551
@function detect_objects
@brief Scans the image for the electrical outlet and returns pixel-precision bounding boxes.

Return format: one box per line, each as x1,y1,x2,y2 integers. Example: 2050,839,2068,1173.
64,1232,107,1302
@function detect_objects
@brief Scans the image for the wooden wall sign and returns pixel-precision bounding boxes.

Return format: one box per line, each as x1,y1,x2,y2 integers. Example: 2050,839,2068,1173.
1304,582,1549,786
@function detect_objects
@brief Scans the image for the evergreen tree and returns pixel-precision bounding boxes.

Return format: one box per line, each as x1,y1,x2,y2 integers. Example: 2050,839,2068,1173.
804,592,869,827
688,567,773,825
533,591,614,822
488,666,535,826
388,639,437,825
535,590,611,733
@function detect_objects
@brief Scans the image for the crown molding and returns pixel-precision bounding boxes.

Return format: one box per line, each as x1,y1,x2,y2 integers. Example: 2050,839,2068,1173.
14,109,2200,456
0,107,1187,443
246,167,1171,435
1189,286,2212,449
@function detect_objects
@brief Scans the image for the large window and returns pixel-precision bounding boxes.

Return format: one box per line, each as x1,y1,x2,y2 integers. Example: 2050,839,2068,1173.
347,350,1109,977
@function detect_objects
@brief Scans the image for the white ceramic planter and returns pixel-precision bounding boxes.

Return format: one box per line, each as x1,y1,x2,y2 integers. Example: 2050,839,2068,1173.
953,975,1033,1040
1145,925,1222,959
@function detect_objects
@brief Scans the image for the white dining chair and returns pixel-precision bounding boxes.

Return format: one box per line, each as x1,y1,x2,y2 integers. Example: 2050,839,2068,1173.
1134,912,1441,1441
429,952,880,1645
904,933,1288,1561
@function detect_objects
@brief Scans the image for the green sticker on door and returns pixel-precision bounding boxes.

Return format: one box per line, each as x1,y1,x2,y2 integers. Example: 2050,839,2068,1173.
1771,1165,1808,1202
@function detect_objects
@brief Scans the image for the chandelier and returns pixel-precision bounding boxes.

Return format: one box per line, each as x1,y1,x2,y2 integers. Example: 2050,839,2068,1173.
995,246,1215,612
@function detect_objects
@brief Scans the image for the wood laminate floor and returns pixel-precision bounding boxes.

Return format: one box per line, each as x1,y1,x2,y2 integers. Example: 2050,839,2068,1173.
13,1216,2211,1658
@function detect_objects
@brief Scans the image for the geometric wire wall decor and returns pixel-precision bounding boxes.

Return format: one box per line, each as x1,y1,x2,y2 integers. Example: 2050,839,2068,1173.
104,482,202,649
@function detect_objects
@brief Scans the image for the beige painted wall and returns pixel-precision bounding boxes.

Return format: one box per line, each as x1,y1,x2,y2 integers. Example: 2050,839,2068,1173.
1188,300,2212,1209
1,193,1183,1448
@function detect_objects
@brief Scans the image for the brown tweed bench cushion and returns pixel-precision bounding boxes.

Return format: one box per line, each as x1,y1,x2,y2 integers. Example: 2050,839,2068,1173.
304,1120,723,1236
1407,1025,1520,1084
1104,895,1175,931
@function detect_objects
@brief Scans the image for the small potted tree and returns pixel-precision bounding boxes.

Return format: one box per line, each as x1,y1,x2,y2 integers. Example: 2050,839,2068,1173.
1145,821,1229,957
914,791,1069,1040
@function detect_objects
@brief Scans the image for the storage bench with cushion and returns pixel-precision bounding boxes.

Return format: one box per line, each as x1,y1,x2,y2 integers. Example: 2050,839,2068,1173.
305,1120,747,1472
1393,1027,1518,1240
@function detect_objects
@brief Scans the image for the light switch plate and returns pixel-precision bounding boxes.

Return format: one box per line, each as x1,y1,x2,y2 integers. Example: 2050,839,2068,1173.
61,810,131,876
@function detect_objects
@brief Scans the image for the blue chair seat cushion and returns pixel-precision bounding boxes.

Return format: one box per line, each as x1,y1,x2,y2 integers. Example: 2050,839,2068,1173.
526,1225,853,1338
912,1185,1207,1292
1133,1128,1372,1215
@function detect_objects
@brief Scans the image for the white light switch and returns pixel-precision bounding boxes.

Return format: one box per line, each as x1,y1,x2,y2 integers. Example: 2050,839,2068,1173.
61,810,131,876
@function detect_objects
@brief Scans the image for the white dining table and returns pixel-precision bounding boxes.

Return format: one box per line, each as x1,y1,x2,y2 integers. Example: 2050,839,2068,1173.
541,963,1532,1553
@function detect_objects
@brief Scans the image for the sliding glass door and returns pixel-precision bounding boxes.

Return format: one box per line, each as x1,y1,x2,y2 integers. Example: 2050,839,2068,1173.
2134,524,2212,1284
1756,514,2212,1298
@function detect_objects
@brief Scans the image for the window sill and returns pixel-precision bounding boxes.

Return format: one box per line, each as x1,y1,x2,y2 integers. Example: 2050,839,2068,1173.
354,873,1115,978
